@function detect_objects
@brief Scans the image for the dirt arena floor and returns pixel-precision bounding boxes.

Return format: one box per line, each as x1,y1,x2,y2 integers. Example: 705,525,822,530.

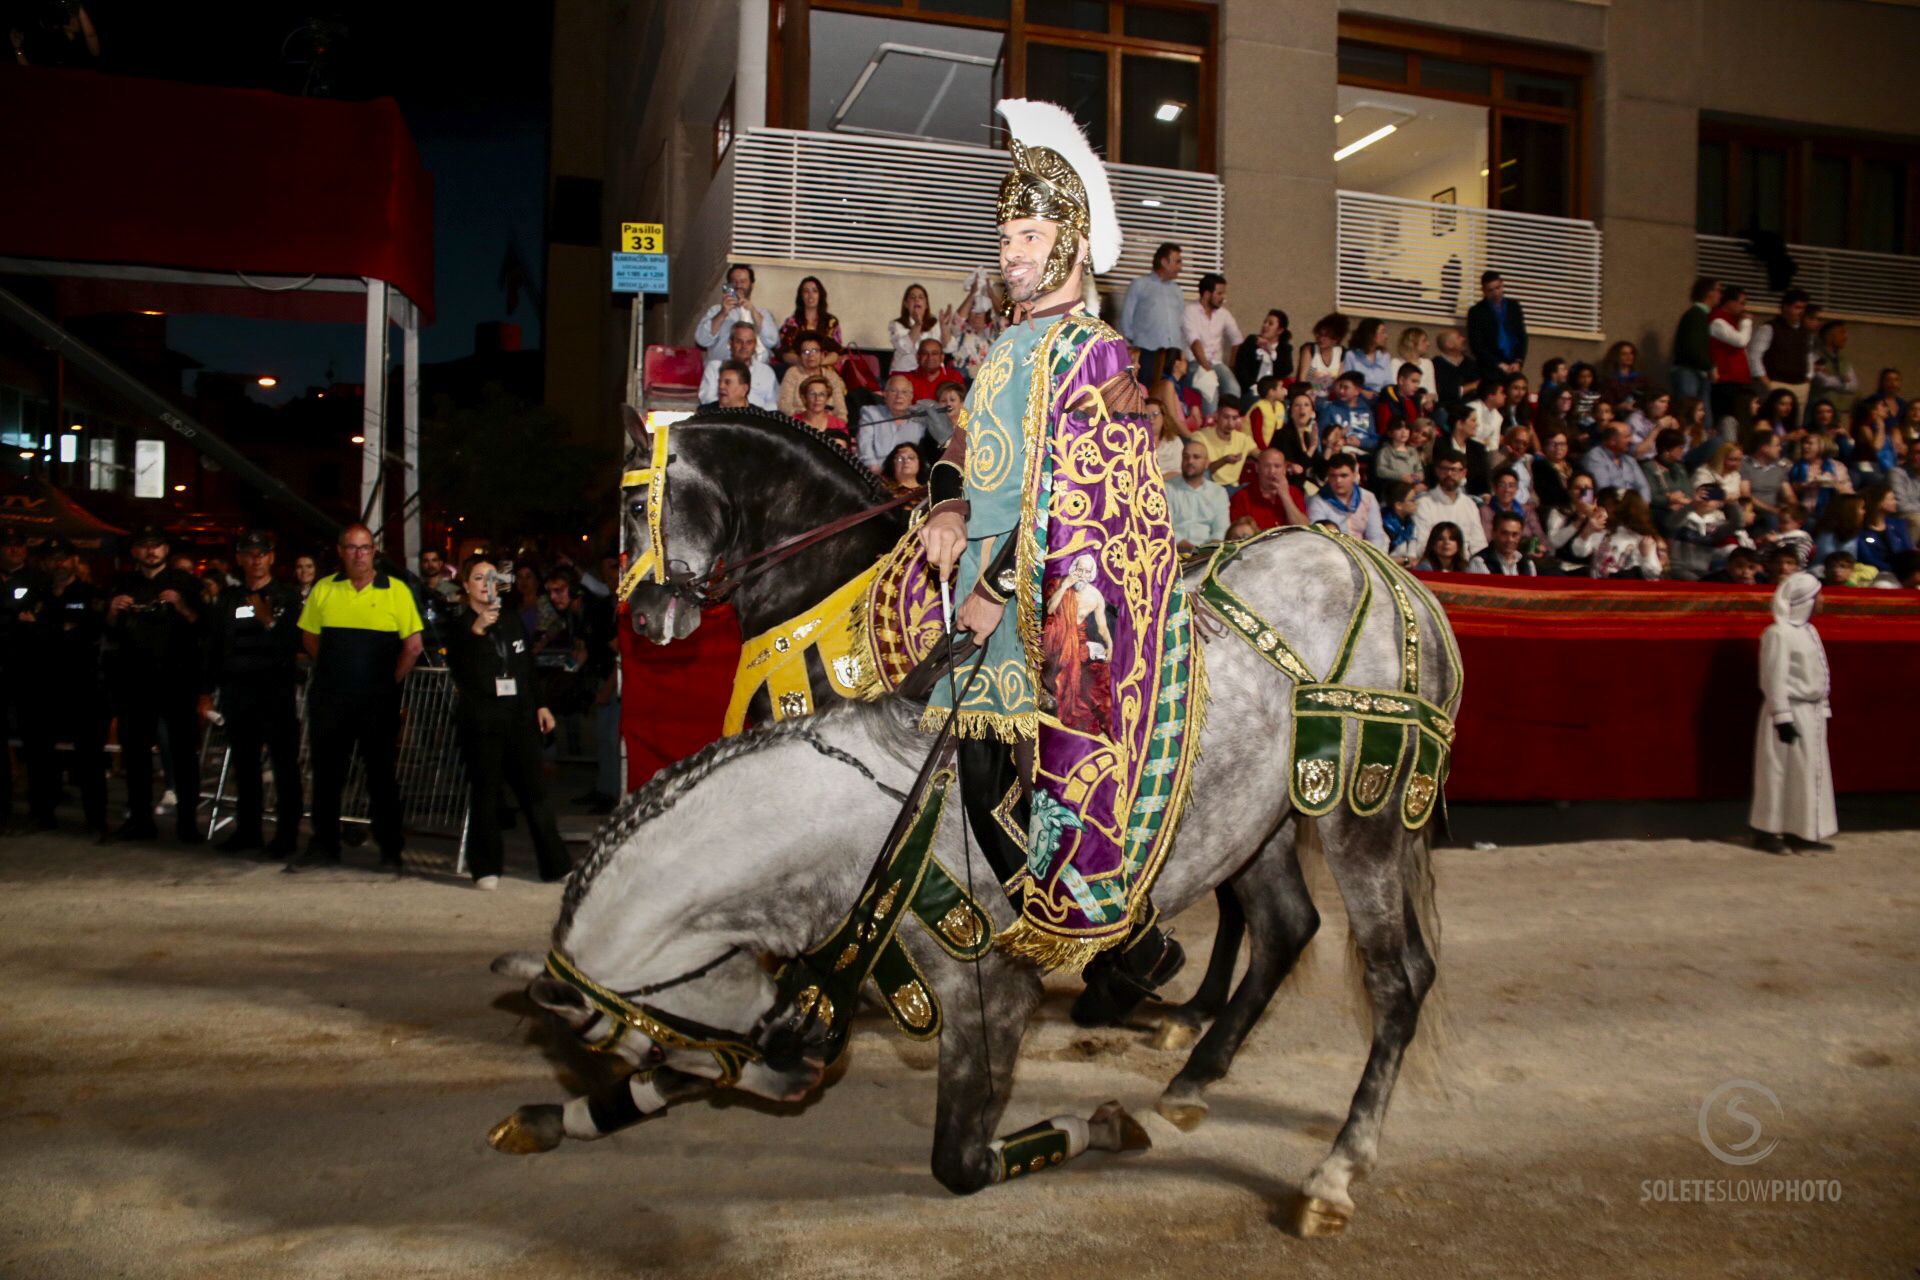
1,824,1916,1279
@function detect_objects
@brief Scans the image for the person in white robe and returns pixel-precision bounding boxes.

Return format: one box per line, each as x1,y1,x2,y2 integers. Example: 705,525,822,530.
1749,572,1838,853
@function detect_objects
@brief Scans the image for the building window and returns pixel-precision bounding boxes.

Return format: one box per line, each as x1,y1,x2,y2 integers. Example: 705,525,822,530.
1335,17,1589,220
794,0,1215,172
714,82,736,172
1697,120,1919,256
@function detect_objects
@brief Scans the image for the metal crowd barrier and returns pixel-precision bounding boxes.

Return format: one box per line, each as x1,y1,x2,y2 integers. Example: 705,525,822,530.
198,663,473,867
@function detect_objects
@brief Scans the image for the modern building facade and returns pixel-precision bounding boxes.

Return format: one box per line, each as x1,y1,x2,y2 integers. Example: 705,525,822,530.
545,0,1920,436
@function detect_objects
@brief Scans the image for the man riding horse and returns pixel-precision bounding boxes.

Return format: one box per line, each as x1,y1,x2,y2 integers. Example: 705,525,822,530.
918,99,1199,1021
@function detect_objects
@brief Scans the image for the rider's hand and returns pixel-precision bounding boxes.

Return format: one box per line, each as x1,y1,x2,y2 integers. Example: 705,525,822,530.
919,510,967,579
955,591,1004,645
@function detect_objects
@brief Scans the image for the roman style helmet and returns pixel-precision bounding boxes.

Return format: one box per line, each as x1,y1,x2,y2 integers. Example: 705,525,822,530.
994,98,1123,300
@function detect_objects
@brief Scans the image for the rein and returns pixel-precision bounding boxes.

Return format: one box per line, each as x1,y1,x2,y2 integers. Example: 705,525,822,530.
619,416,918,609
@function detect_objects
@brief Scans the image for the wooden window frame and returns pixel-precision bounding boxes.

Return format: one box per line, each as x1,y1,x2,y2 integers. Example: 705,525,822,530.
1335,15,1591,221
1698,117,1920,256
772,0,1216,173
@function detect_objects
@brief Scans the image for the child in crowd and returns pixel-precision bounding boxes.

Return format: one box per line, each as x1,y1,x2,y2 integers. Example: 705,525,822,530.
1317,372,1377,450
1247,375,1289,451
1569,362,1601,434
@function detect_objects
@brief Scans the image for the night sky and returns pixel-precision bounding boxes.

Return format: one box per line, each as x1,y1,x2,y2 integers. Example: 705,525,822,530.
79,2,554,400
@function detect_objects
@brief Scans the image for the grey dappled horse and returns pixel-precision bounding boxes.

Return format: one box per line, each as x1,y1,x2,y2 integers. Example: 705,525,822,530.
494,448,1457,1232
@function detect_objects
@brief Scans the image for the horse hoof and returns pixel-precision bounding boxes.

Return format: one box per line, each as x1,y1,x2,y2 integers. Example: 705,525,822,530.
1150,1019,1198,1052
1090,1100,1153,1153
1154,1095,1208,1132
488,1105,564,1155
1286,1194,1352,1239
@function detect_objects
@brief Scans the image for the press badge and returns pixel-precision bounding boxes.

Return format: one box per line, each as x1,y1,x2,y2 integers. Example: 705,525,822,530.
495,677,518,697
235,605,256,620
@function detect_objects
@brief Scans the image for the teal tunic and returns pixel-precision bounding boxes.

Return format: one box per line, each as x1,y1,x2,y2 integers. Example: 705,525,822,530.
927,311,1069,739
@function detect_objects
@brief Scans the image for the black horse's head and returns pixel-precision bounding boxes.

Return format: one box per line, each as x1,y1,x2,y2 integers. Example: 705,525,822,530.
618,403,909,646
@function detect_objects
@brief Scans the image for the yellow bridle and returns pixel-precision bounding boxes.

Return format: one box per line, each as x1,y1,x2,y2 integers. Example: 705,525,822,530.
617,417,673,603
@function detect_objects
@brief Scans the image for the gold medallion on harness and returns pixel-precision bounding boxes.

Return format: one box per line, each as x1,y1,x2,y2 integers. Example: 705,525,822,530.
938,904,984,950
1405,772,1438,817
1296,758,1337,806
778,691,809,717
794,984,835,1029
1356,762,1392,807
832,943,861,973
893,980,933,1030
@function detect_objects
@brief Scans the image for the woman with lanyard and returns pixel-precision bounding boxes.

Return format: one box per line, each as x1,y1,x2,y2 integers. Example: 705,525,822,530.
445,555,573,890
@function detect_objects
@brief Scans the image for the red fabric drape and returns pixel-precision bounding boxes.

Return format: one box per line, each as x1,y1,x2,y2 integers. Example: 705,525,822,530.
617,575,1920,802
0,67,433,321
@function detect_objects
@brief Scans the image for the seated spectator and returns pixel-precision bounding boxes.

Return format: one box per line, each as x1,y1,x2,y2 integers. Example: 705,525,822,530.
1850,396,1905,486
1373,363,1426,441
901,337,960,403
775,275,843,366
1470,511,1538,575
1381,479,1422,562
1228,447,1310,532
888,284,940,375
776,331,849,417
1854,366,1904,430
1412,456,1487,558
1532,427,1576,512
1674,395,1714,467
939,272,1000,380
1854,482,1914,573
1623,389,1677,459
1580,425,1652,502
1305,424,1355,487
1146,347,1204,435
1234,310,1292,410
1806,398,1844,439
1740,429,1797,533
882,443,925,496
1413,521,1472,573
1371,419,1424,492
1642,427,1693,535
1197,403,1258,487
1667,482,1733,581
1820,549,1857,585
1490,424,1539,506
1342,317,1395,398
1394,327,1440,417
1149,400,1187,477
1692,442,1751,529
694,263,779,359
1751,388,1800,441
1317,373,1376,450
1716,387,1761,448
1762,543,1803,584
1891,437,1920,541
1294,312,1350,402
1545,474,1607,575
1811,493,1864,563
1463,379,1508,449
1702,546,1764,585
1503,373,1534,430
793,375,850,442
1537,357,1569,408
1246,376,1289,451
1771,501,1814,572
1567,362,1601,434
1536,385,1575,440
857,375,931,471
1478,466,1545,546
1431,411,1492,497
1431,326,1480,416
1590,490,1664,578
1166,438,1231,551
1598,340,1646,406
699,321,778,410
1226,516,1262,542
1307,454,1387,548
1271,387,1320,473
710,360,754,411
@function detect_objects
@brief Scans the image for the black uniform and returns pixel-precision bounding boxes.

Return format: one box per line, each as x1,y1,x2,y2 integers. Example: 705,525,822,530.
104,566,207,840
206,579,305,852
444,607,571,882
1,559,52,824
18,576,109,832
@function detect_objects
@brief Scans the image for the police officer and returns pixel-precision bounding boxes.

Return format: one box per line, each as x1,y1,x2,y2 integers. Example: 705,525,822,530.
205,530,304,855
1,528,50,830
18,537,108,834
104,525,206,843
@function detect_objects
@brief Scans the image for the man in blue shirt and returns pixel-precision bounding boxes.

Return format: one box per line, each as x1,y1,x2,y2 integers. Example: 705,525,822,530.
1119,242,1186,354
1317,372,1377,450
1579,424,1652,502
1467,271,1528,381
1307,455,1388,549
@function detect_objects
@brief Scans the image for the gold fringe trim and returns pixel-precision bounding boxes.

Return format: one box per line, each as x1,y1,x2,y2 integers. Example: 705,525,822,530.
842,587,889,703
915,704,1036,742
994,916,1123,973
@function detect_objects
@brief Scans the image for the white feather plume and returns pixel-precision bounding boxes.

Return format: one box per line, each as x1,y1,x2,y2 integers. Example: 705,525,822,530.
995,97,1122,275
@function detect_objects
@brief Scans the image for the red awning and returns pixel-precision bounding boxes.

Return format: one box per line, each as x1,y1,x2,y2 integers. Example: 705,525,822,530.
0,67,434,323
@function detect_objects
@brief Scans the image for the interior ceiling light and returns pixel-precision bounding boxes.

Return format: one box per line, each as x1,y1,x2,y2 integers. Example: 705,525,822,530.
1333,114,1344,124
1334,124,1397,162
1154,101,1184,123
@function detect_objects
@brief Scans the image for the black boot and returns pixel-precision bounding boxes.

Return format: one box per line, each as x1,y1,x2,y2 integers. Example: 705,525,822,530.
1752,829,1788,855
1071,920,1186,1028
1785,834,1835,853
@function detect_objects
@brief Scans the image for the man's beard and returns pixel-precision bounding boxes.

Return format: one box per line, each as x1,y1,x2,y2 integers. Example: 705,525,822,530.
1003,262,1041,303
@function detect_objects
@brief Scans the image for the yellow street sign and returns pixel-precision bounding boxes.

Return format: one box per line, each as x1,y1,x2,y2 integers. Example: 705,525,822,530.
621,222,666,254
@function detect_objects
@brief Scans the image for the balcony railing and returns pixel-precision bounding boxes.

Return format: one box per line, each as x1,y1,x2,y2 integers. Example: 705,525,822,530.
1696,234,1920,325
1336,190,1603,335
730,128,1223,283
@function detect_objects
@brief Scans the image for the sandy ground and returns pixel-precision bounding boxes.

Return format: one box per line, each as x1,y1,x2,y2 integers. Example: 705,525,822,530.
1,825,1916,1280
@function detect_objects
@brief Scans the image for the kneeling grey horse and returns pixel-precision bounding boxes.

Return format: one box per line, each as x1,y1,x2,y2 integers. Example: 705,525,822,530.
491,530,1457,1236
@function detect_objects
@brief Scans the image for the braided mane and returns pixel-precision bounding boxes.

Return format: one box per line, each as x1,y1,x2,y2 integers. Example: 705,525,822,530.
626,404,898,505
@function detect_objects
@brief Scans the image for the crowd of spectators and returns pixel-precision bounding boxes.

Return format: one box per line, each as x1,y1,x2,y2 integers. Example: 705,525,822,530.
683,254,1920,590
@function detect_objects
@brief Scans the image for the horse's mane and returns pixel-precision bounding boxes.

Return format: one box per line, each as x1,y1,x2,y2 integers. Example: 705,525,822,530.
553,698,924,941
633,405,899,506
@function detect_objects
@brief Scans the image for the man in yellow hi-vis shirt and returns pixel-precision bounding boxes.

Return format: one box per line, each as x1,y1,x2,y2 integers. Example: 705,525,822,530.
285,523,424,874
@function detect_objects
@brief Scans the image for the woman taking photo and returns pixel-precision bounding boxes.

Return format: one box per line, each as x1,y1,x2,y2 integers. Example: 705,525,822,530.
888,283,939,374
1413,522,1470,573
446,556,573,890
